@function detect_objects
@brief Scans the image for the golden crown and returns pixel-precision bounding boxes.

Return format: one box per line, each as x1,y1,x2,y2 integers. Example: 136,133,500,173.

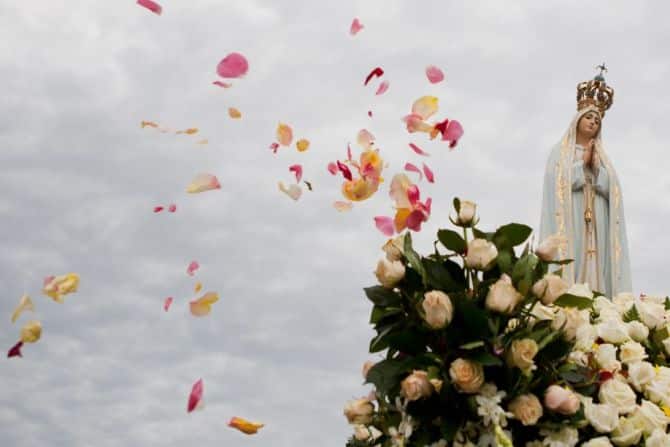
576,63,614,117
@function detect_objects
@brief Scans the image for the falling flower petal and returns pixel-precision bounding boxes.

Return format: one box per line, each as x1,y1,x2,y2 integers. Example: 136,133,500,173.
11,295,34,324
194,282,202,293
187,379,204,413
404,162,423,181
43,273,79,303
347,144,353,161
137,0,162,15
153,206,164,213
407,184,420,206
356,129,375,149
364,67,384,86
336,161,353,181
187,261,200,276
163,297,173,312
349,18,364,36
402,114,434,134
375,80,389,96
197,139,208,145
228,417,265,435
394,208,411,232
406,209,426,232
389,174,413,209
327,162,338,175
189,292,219,317
276,123,293,147
20,320,41,343
186,173,221,193
141,120,159,128
440,119,464,148
368,110,372,118
411,96,439,120
423,163,435,183
7,341,23,358
168,204,177,212
212,81,232,88
289,164,303,183
333,201,353,212
425,65,444,84
374,216,395,236
269,142,280,153
176,128,198,135
409,143,430,156
216,52,248,79
278,181,302,201
296,138,310,152
228,107,242,119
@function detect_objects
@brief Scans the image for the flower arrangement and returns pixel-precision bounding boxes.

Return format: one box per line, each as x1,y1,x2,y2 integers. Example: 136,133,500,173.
344,199,670,446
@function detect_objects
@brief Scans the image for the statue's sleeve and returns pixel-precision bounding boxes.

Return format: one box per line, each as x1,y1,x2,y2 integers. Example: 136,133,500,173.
571,159,586,191
594,165,610,198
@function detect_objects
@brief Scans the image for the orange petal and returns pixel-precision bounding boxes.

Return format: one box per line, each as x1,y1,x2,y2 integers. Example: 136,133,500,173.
411,96,439,120
141,120,159,128
228,107,242,119
194,282,202,293
333,201,353,212
189,292,219,317
276,123,293,146
228,417,264,435
394,208,411,232
177,128,199,135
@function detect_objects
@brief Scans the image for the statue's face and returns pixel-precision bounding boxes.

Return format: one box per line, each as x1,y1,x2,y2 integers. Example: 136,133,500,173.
577,111,601,139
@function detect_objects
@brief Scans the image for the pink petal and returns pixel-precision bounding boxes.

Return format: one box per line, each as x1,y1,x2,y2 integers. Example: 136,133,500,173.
425,65,444,84
356,129,375,149
289,164,303,183
404,162,423,181
349,18,364,36
347,144,353,161
327,162,338,175
406,210,426,232
187,261,200,276
368,110,373,118
374,216,395,236
337,161,353,181
7,341,23,358
269,142,280,154
364,67,384,86
43,275,55,287
407,184,420,206
402,114,434,134
375,80,389,96
425,197,432,214
423,163,434,183
137,0,162,15
187,378,204,413
153,206,164,213
216,52,249,79
168,204,177,212
409,143,430,156
212,81,232,88
442,120,464,148
163,297,173,312
333,201,353,212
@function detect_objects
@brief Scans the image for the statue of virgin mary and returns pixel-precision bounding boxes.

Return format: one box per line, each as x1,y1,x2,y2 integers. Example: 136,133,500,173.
539,66,632,297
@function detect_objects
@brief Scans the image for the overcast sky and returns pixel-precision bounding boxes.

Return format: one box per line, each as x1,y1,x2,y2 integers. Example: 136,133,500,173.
2,1,670,446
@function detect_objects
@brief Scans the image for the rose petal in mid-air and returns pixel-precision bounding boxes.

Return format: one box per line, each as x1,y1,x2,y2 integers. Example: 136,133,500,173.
356,129,375,149
176,128,198,135
411,96,439,120
438,119,464,148
336,161,353,181
43,273,79,303
333,201,353,212
364,67,384,86
406,209,427,232
212,81,232,88
289,164,303,183
189,292,219,317
20,320,42,343
327,162,338,175
374,216,395,236
187,261,200,276
296,139,310,152
228,107,242,119
349,18,364,36
186,173,221,193
141,120,159,128
269,142,280,154
11,294,34,323
276,123,293,147
409,143,430,156
7,341,23,358
187,378,204,413
402,114,434,134
404,162,423,181
196,139,208,145
216,52,248,79
137,0,162,15
228,417,265,435
368,110,372,118
278,182,302,201
194,282,202,293
425,65,444,84
168,204,177,212
375,80,389,96
423,163,435,183
163,297,173,312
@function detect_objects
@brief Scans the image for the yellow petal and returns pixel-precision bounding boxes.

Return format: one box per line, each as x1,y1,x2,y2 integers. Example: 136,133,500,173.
11,294,34,323
333,201,353,212
186,173,221,193
43,273,80,303
20,320,42,343
228,107,242,119
411,96,439,120
278,181,302,201
194,282,202,293
229,417,264,435
189,292,219,317
296,138,310,152
276,123,293,146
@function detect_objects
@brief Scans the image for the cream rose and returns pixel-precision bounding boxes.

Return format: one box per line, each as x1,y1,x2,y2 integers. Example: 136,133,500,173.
464,239,498,271
574,324,597,351
344,398,374,424
637,301,666,330
566,282,594,299
528,302,556,327
449,358,484,394
508,394,543,426
644,378,670,408
374,258,405,289
612,293,635,313
456,200,477,226
581,437,613,447
610,416,642,447
626,321,649,342
584,398,619,433
626,361,656,392
531,273,569,305
506,339,539,373
597,319,630,345
598,379,637,414
551,307,589,341
619,341,647,364
421,291,453,329
646,429,670,447
544,385,580,415
535,233,566,262
595,344,621,371
400,370,433,401
629,400,669,436
382,235,405,262
486,274,523,315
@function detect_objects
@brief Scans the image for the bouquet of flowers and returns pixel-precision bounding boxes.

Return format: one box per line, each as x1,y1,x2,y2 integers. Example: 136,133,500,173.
343,199,670,446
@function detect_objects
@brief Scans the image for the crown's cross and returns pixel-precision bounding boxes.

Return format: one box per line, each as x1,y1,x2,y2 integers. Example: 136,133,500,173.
595,63,608,79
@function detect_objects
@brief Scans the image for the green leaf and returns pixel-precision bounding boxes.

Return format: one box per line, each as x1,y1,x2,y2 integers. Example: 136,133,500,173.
554,293,594,310
365,359,408,396
472,228,494,241
437,229,466,254
622,305,640,323
369,322,400,353
457,297,491,340
469,351,503,366
369,306,403,324
423,259,460,291
494,223,532,249
496,250,513,275
665,297,670,311
364,286,402,307
547,259,574,265
453,197,461,213
404,233,427,284
386,330,428,355
459,340,485,350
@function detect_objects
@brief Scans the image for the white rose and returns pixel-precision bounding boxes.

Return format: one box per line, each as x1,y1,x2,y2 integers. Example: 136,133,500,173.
597,319,630,345
644,378,670,407
456,200,477,226
421,291,453,329
566,282,594,299
552,307,589,341
637,301,666,329
618,341,647,364
374,258,405,289
528,302,556,327
581,437,613,447
531,273,569,305
574,324,597,351
626,321,649,342
344,398,374,424
464,239,498,271
382,235,405,262
535,233,566,261
598,379,637,414
568,350,589,367
626,361,656,392
657,366,670,382
595,344,621,371
485,274,523,314
538,426,578,447
594,296,619,317
610,416,642,447
629,400,669,436
612,292,635,313
646,428,670,447
584,398,619,433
